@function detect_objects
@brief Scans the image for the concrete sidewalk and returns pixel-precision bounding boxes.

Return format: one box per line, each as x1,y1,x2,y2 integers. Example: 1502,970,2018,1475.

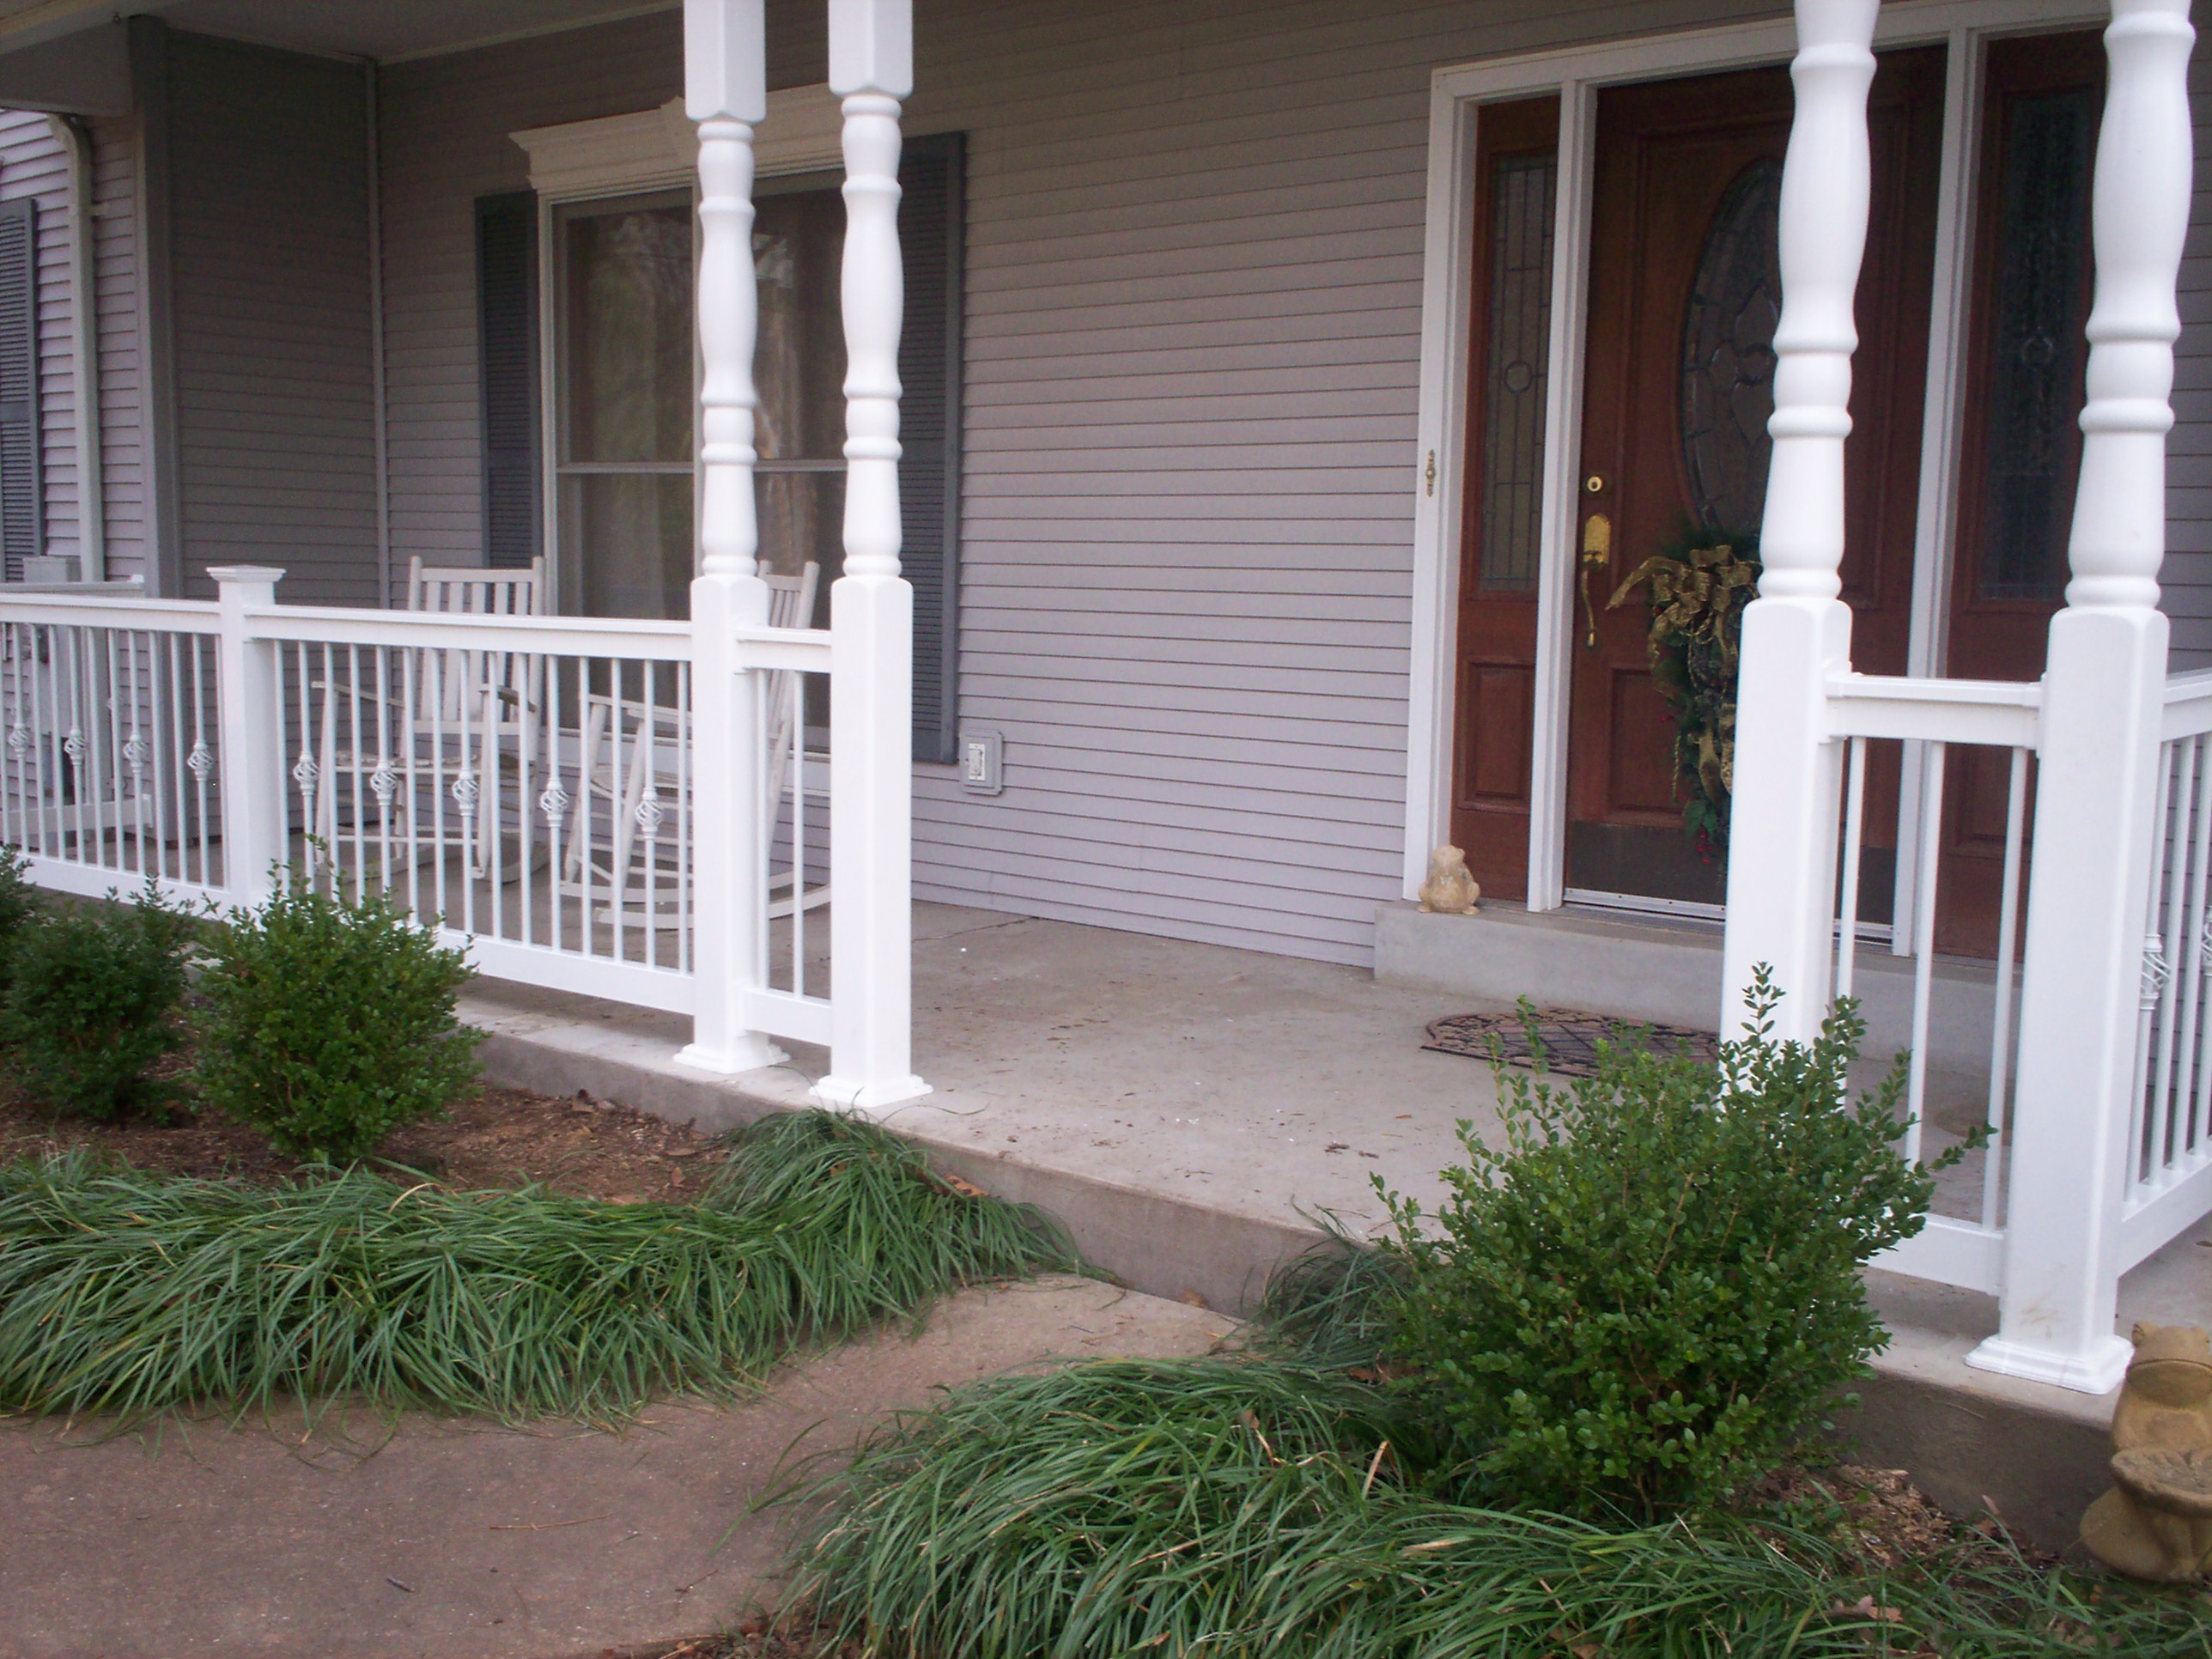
0,1278,1230,1659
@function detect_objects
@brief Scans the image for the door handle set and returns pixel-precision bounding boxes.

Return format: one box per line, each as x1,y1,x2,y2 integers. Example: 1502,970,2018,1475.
1578,510,1612,647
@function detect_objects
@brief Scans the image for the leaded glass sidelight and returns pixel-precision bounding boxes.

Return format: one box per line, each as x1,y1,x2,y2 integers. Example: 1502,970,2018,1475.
1978,88,2095,602
1475,150,1557,592
1680,158,1784,539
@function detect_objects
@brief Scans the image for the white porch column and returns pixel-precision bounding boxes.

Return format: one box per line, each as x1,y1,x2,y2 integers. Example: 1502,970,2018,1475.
1718,0,1877,1042
676,0,786,1076
1967,0,2194,1395
209,565,289,908
814,0,928,1109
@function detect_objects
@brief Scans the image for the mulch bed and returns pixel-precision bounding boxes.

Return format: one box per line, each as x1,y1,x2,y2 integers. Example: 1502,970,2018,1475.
0,1054,716,1203
1425,1008,1720,1077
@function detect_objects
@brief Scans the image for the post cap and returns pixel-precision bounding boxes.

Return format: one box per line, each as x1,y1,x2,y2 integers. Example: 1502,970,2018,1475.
204,565,287,585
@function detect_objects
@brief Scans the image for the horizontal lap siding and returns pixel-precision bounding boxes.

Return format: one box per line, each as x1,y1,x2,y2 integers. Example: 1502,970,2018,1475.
164,34,377,602
2166,38,2212,668
89,115,147,581
902,0,1777,965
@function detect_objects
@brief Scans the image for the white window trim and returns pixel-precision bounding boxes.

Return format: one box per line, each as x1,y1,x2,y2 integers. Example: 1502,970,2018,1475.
1403,0,2112,922
513,84,843,610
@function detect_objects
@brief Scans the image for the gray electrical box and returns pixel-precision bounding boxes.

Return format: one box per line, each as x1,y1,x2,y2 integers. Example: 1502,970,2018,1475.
960,728,1005,795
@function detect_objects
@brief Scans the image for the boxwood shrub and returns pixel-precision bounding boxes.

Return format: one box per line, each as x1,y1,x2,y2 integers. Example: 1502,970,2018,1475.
195,877,478,1163
1378,971,1955,1519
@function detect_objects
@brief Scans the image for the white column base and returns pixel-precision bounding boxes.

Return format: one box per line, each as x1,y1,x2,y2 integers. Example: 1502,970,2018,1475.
1962,1331,2131,1395
811,1073,932,1113
673,1035,789,1076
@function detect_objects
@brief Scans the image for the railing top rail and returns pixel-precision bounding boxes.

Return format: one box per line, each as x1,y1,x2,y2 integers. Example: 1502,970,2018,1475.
241,602,696,661
2161,667,2212,739
1824,671,2042,747
7,578,146,596
0,592,218,631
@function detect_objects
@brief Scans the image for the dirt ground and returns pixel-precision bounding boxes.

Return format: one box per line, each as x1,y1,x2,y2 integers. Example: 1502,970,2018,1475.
0,1068,716,1200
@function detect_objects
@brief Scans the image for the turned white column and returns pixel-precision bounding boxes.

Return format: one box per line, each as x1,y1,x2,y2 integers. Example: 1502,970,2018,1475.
1968,0,2195,1395
813,0,929,1109
675,0,785,1075
1718,0,1876,1042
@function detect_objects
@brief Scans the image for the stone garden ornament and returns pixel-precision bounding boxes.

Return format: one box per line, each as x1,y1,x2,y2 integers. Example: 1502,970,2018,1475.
2080,1323,2212,1583
1418,846,1480,915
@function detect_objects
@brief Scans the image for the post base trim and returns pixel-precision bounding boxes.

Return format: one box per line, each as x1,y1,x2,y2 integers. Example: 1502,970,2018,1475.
1963,1332,2131,1395
673,1036,789,1076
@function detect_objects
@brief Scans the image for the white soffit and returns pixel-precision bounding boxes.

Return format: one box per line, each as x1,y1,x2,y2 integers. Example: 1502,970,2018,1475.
514,84,843,199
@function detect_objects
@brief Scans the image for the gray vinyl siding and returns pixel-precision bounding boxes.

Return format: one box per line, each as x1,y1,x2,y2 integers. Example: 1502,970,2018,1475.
370,0,2212,969
2166,40,2212,668
0,111,76,570
161,32,376,602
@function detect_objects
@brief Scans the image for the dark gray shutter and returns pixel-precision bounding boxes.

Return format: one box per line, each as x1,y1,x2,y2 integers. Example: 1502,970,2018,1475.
477,191,540,570
900,135,963,763
0,197,41,582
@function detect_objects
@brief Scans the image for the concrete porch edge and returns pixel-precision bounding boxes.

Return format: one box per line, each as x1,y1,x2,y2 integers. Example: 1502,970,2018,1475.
463,979,2124,1556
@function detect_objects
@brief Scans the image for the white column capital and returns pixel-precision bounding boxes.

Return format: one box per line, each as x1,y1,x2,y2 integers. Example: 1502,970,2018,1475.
829,0,913,99
684,0,766,124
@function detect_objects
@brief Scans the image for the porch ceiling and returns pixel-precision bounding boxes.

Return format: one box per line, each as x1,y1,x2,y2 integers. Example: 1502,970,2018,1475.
0,0,673,63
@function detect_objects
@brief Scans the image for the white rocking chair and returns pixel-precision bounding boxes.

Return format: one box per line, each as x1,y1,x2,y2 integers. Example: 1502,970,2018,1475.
559,562,826,926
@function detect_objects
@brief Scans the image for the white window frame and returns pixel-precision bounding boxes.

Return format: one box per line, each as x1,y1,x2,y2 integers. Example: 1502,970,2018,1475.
1402,0,2111,927
511,84,843,614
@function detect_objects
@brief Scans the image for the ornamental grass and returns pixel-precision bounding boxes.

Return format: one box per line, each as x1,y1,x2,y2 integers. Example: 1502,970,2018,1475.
0,1109,1073,1425
783,1342,2212,1659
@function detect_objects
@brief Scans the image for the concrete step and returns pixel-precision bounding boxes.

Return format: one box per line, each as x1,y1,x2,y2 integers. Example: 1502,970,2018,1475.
1376,899,2011,1077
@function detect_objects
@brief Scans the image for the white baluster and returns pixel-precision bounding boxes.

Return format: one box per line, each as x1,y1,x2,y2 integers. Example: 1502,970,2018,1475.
208,566,289,907
675,0,785,1076
813,0,929,1110
1718,0,1876,1042
1969,0,2194,1395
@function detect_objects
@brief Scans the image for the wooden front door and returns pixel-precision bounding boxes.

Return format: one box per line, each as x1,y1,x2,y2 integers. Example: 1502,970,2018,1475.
1563,51,1943,908
1933,31,2103,957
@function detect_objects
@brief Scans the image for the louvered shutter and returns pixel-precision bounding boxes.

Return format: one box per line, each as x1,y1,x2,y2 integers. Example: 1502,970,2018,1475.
0,197,41,582
477,191,541,570
899,136,963,763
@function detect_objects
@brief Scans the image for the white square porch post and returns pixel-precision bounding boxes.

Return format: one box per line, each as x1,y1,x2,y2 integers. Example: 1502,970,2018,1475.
813,0,929,1109
1719,0,1878,1042
677,0,786,1076
1966,0,2195,1394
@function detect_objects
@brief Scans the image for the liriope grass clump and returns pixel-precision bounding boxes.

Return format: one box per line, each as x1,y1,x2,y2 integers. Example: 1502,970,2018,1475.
785,1346,2212,1659
0,1110,1073,1425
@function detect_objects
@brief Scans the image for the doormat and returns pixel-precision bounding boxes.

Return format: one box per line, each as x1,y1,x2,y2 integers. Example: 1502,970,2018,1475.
1423,1009,1720,1079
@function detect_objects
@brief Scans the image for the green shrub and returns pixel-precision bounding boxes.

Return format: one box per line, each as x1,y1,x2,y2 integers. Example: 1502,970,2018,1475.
0,844,41,991
5,882,195,1119
194,877,479,1163
1378,971,1955,1519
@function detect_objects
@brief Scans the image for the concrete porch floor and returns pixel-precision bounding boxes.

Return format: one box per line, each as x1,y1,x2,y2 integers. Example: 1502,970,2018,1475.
462,901,2212,1549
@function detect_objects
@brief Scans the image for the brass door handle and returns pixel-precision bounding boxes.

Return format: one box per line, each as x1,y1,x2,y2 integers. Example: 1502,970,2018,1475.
1578,512,1612,647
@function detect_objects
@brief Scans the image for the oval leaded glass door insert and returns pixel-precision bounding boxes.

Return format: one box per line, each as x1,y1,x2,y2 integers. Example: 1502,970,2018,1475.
1679,158,1783,539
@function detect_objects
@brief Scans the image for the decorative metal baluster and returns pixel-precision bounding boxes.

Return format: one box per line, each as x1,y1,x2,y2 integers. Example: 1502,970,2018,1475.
187,641,213,886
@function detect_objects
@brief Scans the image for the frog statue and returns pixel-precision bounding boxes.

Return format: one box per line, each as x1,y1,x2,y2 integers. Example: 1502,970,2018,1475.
1417,846,1480,915
2081,1323,2212,1583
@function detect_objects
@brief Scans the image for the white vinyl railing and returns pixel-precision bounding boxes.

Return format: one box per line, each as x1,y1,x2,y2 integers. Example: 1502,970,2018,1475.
1812,664,2212,1370
0,563,900,1098
2124,671,2212,1262
0,599,226,899
1825,672,2039,1296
